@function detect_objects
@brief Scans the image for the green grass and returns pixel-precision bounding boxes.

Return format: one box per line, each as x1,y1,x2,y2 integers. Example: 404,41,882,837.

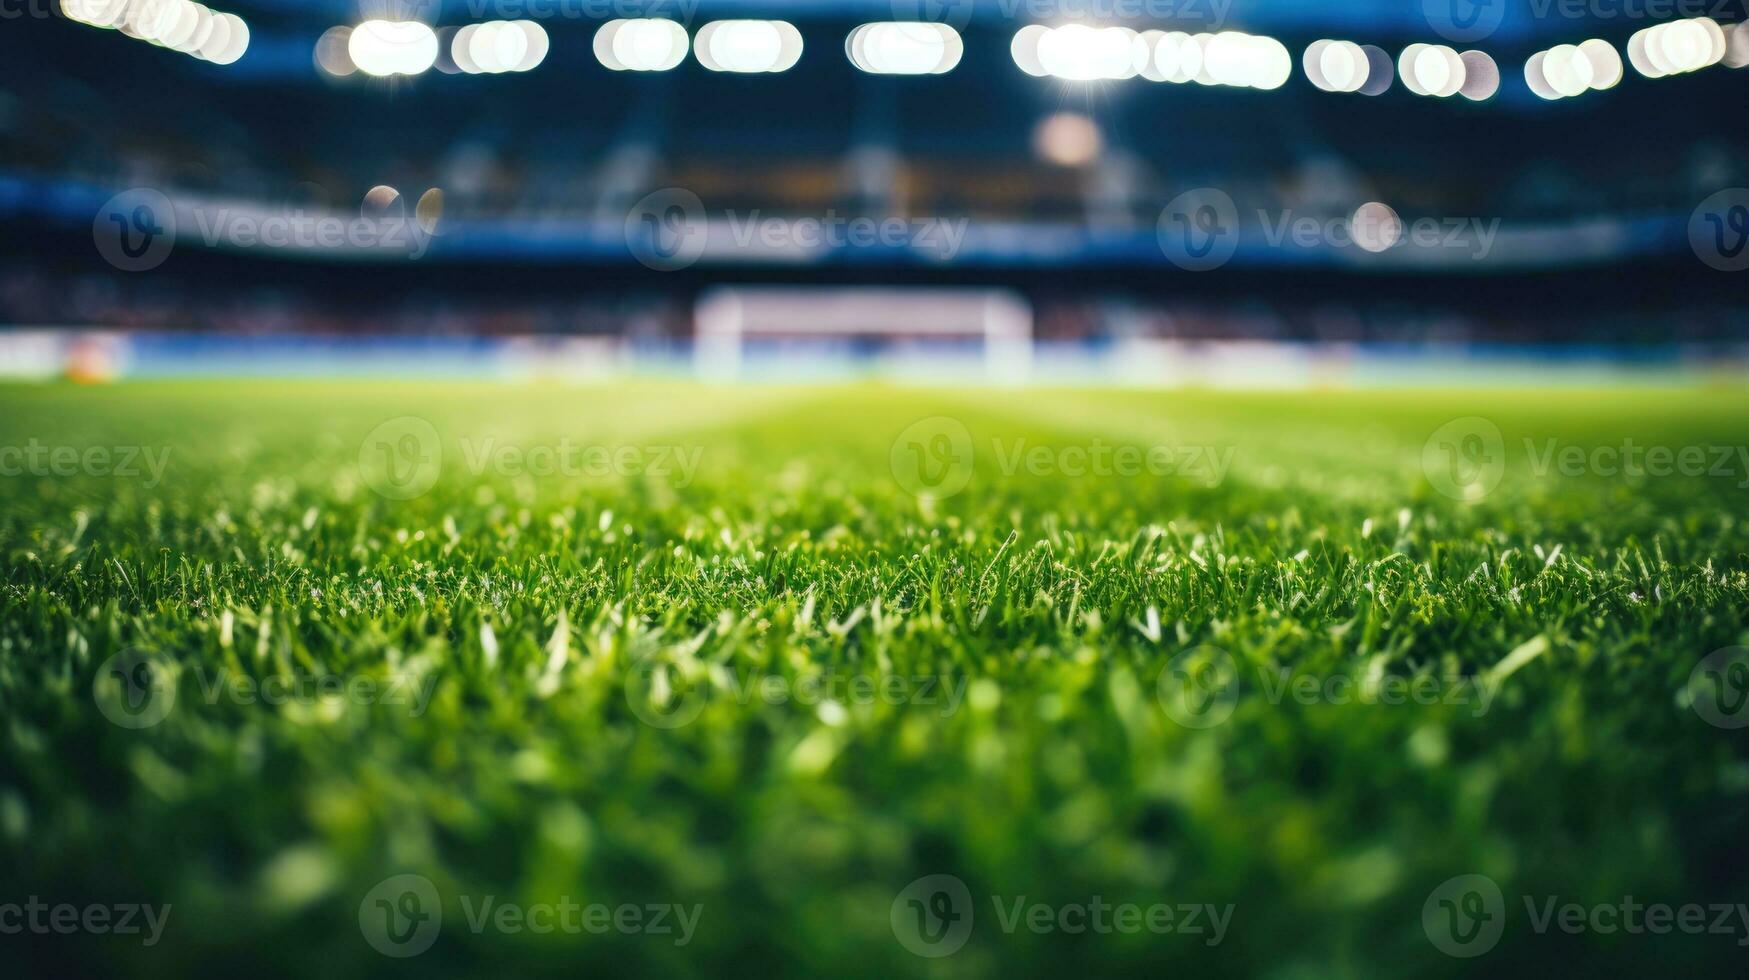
2,380,1748,977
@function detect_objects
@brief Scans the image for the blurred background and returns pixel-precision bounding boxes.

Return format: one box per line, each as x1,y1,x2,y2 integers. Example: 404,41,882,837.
4,0,1748,383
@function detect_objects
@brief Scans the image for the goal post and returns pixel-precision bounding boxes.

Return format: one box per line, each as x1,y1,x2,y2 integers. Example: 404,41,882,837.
693,287,1033,384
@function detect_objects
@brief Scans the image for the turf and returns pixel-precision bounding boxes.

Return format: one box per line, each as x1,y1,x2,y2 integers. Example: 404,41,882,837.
1,380,1747,977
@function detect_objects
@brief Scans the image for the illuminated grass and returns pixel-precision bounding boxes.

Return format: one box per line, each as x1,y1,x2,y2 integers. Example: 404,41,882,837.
1,381,1747,976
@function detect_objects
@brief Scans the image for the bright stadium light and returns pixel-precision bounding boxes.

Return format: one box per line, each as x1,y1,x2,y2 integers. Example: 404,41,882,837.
470,22,524,74
63,0,249,65
1139,29,1285,88
449,20,546,74
1150,31,1204,84
1350,201,1403,252
61,0,122,27
1527,38,1622,99
850,23,962,75
1726,20,1749,68
515,21,549,72
1033,111,1102,166
1197,31,1291,88
1628,17,1727,78
1357,44,1394,94
1457,50,1499,99
1541,43,1593,96
315,25,356,76
1524,51,1559,99
349,19,438,77
1578,38,1623,88
1399,43,1465,97
1011,24,1049,76
695,20,802,73
595,18,688,72
1036,24,1139,81
1136,30,1168,80
1305,39,1369,93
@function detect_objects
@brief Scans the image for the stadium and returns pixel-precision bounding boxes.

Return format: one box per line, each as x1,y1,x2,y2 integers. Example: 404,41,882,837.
3,0,1749,975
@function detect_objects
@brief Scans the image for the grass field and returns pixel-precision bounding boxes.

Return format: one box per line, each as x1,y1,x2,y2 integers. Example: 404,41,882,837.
2,380,1748,977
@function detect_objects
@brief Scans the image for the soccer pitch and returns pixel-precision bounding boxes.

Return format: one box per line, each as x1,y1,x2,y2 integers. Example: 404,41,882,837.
2,381,1747,976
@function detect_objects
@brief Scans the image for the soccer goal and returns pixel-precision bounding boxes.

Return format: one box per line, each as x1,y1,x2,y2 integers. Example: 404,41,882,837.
693,287,1033,384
